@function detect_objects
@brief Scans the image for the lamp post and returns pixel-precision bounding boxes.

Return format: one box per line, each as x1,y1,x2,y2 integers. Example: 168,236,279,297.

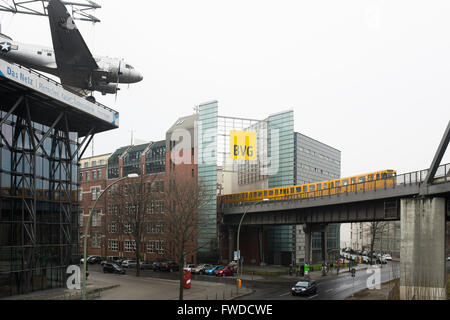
236,199,269,280
81,173,139,300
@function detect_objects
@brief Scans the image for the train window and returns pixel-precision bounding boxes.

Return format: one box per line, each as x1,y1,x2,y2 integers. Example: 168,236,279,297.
376,174,380,180
330,182,334,188
244,194,248,199
382,173,387,179
269,191,274,196
323,183,327,189
387,173,393,177
253,192,257,197
258,192,262,197
342,180,348,186
336,181,340,187
368,175,374,181
303,186,307,192
296,187,301,193
309,185,315,191
351,178,356,184
275,190,279,195
317,184,321,190
291,188,295,193
283,189,287,194
358,177,366,183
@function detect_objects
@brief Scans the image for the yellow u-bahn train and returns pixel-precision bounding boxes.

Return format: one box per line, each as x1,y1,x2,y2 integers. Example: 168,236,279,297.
218,169,397,205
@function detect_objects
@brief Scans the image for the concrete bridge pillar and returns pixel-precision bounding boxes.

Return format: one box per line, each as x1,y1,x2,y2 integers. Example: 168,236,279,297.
400,197,447,300
303,225,312,264
258,226,266,265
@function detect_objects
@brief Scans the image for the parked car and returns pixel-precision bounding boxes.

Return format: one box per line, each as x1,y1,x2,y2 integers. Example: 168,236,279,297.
291,280,317,296
103,263,126,275
160,262,179,272
215,266,235,277
152,262,164,271
184,264,196,271
192,264,213,274
377,256,387,264
384,254,392,261
205,265,223,275
121,260,137,268
88,256,102,264
139,261,154,270
362,256,370,264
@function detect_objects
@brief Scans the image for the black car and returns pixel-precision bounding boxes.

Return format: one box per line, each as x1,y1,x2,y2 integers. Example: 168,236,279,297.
88,256,102,264
160,261,179,272
103,263,126,275
291,280,317,296
152,262,165,271
140,261,154,270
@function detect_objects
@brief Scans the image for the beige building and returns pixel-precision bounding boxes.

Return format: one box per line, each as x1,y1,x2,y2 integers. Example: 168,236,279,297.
349,221,400,259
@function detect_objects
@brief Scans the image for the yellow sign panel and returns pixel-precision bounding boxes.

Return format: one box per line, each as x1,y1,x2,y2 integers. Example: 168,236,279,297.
230,130,257,161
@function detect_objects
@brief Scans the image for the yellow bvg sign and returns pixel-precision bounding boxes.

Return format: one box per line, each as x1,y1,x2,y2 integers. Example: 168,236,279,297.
230,130,257,161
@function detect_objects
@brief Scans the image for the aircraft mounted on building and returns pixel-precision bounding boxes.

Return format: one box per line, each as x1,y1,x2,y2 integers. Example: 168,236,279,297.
0,0,143,100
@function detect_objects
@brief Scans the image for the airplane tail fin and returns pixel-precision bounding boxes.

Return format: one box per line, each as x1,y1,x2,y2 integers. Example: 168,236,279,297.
0,32,13,42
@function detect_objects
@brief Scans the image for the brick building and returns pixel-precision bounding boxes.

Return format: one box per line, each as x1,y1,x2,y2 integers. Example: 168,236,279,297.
78,114,199,264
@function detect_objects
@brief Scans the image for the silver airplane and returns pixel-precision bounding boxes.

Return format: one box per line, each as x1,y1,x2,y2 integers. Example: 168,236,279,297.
0,0,143,98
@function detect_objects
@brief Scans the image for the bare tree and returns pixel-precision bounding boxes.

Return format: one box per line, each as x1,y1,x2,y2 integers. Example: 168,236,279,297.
368,221,388,265
108,174,163,277
162,171,209,301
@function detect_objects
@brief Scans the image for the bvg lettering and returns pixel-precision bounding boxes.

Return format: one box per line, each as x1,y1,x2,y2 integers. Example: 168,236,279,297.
234,145,253,158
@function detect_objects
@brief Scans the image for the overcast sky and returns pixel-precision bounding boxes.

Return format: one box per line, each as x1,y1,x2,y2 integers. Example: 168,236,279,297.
1,0,449,178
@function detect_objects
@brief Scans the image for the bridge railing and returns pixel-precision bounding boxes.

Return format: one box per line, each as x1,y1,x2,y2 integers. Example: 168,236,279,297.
220,163,450,209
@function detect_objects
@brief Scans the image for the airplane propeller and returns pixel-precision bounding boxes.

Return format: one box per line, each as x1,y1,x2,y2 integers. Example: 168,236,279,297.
115,59,123,102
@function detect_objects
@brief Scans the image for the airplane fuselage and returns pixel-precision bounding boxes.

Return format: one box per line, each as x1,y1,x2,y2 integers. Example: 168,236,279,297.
0,37,142,91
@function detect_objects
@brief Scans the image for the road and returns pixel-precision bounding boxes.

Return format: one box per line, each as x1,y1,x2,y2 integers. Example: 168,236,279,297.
236,262,400,300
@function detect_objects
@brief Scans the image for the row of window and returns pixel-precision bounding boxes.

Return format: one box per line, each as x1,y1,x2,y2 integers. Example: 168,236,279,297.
106,239,165,254
82,159,106,168
298,146,340,165
79,169,102,182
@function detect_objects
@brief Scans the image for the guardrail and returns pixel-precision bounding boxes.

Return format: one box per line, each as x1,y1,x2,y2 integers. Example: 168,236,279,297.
221,163,450,209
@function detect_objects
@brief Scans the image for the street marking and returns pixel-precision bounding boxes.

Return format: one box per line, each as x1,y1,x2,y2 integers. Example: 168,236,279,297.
326,289,333,293
279,292,291,297
308,294,319,300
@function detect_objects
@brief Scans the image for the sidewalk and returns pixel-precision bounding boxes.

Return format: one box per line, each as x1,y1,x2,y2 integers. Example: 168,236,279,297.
1,279,119,301
1,276,252,301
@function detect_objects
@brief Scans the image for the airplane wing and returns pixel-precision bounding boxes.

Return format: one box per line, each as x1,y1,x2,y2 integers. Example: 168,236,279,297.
47,0,98,87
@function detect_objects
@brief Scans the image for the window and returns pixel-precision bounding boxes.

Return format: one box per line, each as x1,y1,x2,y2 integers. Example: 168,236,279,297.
351,178,356,184
91,233,102,249
358,177,366,183
78,189,83,201
108,204,118,215
309,185,315,192
97,170,102,180
336,181,340,187
47,52,52,56
108,240,118,251
37,51,42,55
92,170,97,180
296,187,301,193
84,162,89,168
92,160,97,167
303,186,307,192
79,210,84,227
108,223,117,233
91,187,101,200
91,209,102,227
317,184,322,190
330,182,334,188
100,160,105,165
85,172,90,181
79,172,83,182
124,223,132,234
125,240,136,252
147,221,164,234
342,180,348,186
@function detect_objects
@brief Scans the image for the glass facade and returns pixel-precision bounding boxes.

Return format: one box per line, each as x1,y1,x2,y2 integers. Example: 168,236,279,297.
145,141,166,174
197,102,218,253
266,111,295,265
0,111,79,298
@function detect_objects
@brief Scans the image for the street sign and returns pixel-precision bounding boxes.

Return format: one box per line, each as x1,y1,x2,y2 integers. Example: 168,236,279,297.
234,251,240,261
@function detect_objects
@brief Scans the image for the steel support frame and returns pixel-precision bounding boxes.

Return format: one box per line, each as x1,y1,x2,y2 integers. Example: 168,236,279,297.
0,94,80,294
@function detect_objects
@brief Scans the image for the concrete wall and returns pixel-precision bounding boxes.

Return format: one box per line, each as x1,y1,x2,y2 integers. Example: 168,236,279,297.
400,197,447,300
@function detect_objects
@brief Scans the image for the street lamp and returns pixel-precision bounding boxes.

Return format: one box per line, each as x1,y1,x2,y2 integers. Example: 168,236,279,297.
236,198,269,280
81,173,139,300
